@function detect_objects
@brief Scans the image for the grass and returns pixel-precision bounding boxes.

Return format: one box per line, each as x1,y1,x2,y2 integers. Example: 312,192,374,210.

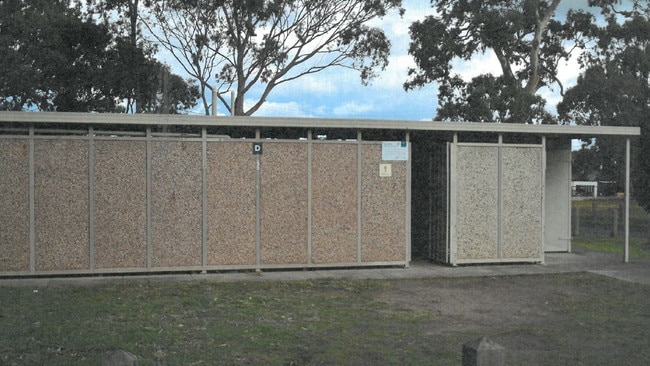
1,273,649,365
0,198,647,365
572,237,650,259
1,279,419,365
572,198,650,258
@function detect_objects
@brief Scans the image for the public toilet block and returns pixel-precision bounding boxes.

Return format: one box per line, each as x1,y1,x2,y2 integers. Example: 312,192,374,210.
0,112,640,276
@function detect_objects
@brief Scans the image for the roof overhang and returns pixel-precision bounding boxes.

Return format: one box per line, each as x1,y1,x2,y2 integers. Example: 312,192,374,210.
0,111,641,137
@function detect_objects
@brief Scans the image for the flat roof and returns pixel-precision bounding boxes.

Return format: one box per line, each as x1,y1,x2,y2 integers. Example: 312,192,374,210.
0,111,641,137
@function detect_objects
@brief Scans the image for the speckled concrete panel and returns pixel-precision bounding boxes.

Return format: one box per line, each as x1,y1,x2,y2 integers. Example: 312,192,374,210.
0,140,30,271
360,144,407,262
260,143,308,264
501,147,543,259
94,141,147,269
34,140,89,271
151,141,202,267
311,143,358,264
455,146,499,260
206,142,256,265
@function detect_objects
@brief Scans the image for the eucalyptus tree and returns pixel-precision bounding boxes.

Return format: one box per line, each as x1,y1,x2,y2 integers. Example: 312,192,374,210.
79,0,157,112
0,0,114,111
0,0,198,113
559,0,650,211
145,0,404,115
405,0,578,124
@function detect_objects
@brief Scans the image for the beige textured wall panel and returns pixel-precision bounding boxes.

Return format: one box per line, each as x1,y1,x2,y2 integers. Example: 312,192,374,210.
0,140,30,271
455,146,499,260
311,143,358,264
260,143,308,264
501,147,543,259
360,144,407,262
206,142,256,265
34,140,89,271
94,141,147,268
151,141,202,267
544,144,571,252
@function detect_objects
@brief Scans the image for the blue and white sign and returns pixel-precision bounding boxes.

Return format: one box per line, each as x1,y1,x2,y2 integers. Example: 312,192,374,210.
382,141,408,161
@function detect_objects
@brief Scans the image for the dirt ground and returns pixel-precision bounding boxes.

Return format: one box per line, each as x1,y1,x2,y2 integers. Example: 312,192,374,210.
375,273,649,364
380,276,554,334
1,249,648,365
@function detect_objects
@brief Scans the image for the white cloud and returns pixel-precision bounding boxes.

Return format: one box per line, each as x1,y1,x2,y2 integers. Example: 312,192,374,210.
372,54,416,90
452,51,503,82
276,73,339,97
333,101,375,116
556,49,583,90
253,100,313,117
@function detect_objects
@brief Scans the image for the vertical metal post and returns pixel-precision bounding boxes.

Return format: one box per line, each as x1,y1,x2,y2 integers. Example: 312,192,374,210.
427,142,434,260
566,140,573,253
540,136,546,263
146,127,152,269
449,136,458,265
405,131,412,266
201,127,208,272
307,129,313,265
496,135,503,259
211,88,218,116
624,138,630,263
357,131,363,263
231,91,236,117
255,128,261,269
88,127,95,271
29,126,35,273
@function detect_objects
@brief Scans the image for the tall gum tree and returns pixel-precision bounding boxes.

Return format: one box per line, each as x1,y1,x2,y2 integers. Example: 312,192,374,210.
559,0,650,212
78,0,156,112
144,0,404,116
404,0,584,124
0,0,198,113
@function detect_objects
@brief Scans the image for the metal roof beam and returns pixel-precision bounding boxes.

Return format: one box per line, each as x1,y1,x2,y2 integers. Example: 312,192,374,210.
0,112,640,137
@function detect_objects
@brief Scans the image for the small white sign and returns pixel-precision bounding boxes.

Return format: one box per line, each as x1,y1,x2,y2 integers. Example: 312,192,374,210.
382,141,408,161
379,164,392,177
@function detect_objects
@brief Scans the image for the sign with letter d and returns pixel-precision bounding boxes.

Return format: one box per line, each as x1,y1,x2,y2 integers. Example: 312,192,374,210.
253,142,263,155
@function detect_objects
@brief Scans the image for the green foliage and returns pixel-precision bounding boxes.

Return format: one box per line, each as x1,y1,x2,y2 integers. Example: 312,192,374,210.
559,1,650,212
406,0,570,123
1,0,106,111
0,0,198,113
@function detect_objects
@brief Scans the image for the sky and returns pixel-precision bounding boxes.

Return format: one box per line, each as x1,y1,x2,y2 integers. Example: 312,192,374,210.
161,0,604,121
244,0,440,121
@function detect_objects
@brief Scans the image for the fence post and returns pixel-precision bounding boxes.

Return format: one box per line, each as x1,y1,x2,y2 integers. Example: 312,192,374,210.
611,208,619,238
462,336,505,366
572,206,580,236
592,200,598,221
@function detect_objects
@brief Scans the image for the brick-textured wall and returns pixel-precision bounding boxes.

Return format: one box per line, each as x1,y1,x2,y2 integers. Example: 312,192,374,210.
0,133,409,275
0,140,30,271
206,142,257,266
452,144,543,264
361,144,408,262
94,140,147,269
501,147,543,259
260,142,309,264
311,143,358,264
455,146,500,260
34,140,90,271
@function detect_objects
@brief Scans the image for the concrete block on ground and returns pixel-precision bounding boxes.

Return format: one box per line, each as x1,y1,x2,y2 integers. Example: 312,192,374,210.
102,350,138,366
462,336,505,366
